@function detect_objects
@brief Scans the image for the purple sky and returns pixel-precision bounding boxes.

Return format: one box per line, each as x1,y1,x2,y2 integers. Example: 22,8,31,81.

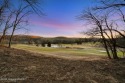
23,0,95,37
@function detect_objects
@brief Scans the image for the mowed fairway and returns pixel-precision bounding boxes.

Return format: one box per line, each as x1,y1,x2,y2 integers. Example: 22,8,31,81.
12,44,107,59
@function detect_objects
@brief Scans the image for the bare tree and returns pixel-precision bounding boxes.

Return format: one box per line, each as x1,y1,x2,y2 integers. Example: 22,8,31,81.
93,0,125,58
0,0,10,44
79,7,124,59
79,0,125,59
8,4,31,48
23,0,44,15
0,0,9,26
0,0,8,15
0,0,43,47
95,0,125,9
0,0,42,28
94,0,125,38
0,0,43,16
0,12,13,44
103,14,118,59
79,9,112,59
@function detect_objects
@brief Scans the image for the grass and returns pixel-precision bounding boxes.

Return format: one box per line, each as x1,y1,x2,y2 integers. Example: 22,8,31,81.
0,47,125,83
12,44,107,57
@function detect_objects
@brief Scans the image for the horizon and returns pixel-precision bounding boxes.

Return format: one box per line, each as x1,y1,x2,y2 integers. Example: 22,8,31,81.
6,34,87,38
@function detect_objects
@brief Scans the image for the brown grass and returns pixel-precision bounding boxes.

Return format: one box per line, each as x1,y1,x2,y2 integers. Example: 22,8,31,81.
0,47,125,83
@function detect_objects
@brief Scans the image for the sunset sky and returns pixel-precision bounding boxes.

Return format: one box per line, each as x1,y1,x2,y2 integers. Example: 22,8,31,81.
22,0,95,37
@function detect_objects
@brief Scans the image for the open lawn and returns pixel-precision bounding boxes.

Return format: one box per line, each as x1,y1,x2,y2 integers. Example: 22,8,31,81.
12,44,107,59
12,44,124,58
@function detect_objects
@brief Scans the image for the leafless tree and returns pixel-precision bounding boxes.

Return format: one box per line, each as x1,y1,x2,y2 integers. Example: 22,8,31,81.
0,12,13,44
23,0,44,15
103,14,119,59
8,4,32,48
93,0,125,58
0,0,43,47
79,8,123,59
79,0,125,59
94,0,125,38
95,0,125,9
79,9,112,59
0,0,9,26
0,0,10,44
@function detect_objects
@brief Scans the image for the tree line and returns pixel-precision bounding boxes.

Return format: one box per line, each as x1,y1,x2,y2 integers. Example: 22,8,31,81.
2,35,101,46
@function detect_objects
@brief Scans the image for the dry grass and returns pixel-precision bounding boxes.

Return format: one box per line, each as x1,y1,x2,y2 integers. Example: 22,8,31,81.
0,46,125,83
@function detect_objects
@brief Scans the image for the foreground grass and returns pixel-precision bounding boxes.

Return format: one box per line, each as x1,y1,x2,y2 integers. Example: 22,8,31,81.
0,46,125,83
12,44,107,57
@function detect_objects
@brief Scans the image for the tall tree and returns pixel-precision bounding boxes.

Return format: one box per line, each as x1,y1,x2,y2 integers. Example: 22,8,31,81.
8,4,31,48
0,0,43,47
79,10,112,59
0,12,13,43
94,0,125,39
0,0,9,26
79,9,122,59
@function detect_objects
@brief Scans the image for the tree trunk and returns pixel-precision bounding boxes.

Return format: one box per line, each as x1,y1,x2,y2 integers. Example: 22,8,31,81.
99,25,111,59
112,43,119,59
103,38,111,59
8,27,15,48
0,29,6,44
0,35,4,43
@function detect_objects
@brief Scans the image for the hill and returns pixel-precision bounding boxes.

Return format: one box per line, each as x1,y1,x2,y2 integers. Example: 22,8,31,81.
1,35,96,44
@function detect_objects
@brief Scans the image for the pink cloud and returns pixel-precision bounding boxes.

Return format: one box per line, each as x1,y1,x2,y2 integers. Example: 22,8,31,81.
30,18,82,31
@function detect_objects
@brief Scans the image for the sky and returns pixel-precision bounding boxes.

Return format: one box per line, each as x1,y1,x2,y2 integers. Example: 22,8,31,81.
21,0,95,37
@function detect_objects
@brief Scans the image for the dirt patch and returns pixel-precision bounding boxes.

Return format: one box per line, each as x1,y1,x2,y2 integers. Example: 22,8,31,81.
0,46,125,83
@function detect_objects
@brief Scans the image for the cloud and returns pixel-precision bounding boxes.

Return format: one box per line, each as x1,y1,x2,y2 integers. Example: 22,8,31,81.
30,17,83,31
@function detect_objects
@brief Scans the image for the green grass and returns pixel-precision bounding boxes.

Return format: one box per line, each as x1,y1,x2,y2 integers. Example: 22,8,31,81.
12,44,107,56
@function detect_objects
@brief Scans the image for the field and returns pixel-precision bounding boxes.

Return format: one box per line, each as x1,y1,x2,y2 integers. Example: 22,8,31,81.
12,44,107,59
12,44,124,59
0,46,125,83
